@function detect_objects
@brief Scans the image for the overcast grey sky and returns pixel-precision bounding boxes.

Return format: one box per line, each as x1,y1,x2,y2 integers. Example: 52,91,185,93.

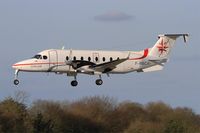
1,0,200,113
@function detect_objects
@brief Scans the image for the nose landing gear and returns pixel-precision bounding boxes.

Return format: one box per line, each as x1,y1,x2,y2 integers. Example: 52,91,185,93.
13,70,20,85
14,79,19,85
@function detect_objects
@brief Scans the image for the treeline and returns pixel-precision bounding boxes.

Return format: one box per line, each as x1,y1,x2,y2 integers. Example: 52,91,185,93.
0,95,200,133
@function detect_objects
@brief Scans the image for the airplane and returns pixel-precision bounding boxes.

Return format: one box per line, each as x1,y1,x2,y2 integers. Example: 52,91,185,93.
12,34,189,87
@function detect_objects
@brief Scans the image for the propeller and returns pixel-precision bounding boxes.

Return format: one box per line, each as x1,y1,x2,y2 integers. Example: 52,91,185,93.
65,49,73,71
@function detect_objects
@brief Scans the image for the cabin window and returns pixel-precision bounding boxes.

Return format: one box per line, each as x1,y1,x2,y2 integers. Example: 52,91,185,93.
66,56,69,60
102,57,106,62
43,55,48,60
95,57,98,62
88,57,91,61
81,56,84,61
73,56,76,61
110,57,113,61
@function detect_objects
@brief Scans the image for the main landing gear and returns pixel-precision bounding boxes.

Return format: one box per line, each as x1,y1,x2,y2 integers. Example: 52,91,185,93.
71,80,78,87
71,75,78,87
70,75,103,87
14,70,20,85
96,75,103,86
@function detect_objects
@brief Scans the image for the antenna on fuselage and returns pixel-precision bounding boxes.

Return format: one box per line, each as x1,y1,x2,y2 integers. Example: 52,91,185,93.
60,42,65,50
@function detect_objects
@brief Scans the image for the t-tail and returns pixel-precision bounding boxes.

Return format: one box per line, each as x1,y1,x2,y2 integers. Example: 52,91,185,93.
139,34,189,72
149,34,189,60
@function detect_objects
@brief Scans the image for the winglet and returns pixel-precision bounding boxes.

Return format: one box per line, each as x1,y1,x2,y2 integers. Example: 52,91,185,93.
183,34,189,43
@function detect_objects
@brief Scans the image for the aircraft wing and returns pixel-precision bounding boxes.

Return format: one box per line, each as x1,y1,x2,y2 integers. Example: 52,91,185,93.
68,60,96,69
66,56,129,74
89,57,128,73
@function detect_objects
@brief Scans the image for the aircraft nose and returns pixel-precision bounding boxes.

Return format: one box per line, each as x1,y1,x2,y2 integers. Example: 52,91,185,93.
12,60,25,70
12,62,20,69
12,59,36,71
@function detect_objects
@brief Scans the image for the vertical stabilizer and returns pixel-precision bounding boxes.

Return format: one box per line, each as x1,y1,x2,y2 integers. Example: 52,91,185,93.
149,34,189,59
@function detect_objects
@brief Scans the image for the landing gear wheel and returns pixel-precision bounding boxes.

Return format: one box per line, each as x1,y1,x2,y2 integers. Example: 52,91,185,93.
71,80,78,87
14,79,19,85
96,79,103,86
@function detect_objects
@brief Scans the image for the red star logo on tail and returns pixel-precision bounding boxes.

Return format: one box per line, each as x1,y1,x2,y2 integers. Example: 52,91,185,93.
157,39,169,56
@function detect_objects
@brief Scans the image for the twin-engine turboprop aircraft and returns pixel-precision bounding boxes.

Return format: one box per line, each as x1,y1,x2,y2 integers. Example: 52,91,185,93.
12,34,188,86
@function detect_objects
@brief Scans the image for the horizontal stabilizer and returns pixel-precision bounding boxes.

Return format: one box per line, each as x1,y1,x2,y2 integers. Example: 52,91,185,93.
158,34,189,43
137,65,164,73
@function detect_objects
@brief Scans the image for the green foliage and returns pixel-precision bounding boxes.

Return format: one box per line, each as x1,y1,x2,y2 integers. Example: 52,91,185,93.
32,113,54,133
164,120,186,133
124,121,163,133
0,97,28,133
0,96,200,133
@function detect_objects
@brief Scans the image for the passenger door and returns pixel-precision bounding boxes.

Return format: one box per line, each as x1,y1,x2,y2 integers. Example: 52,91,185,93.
48,50,58,70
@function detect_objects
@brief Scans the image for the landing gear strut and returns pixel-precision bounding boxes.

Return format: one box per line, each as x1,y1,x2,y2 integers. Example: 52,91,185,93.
14,70,20,85
71,75,78,87
96,75,103,86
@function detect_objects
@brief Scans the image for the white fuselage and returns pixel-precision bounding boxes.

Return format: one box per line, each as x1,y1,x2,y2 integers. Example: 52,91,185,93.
12,49,153,75
12,34,188,86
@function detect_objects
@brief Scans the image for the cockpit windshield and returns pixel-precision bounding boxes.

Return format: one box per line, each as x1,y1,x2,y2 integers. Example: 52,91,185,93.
32,54,42,59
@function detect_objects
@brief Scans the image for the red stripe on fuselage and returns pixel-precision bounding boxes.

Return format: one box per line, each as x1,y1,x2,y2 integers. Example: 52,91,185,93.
129,49,149,60
13,62,65,67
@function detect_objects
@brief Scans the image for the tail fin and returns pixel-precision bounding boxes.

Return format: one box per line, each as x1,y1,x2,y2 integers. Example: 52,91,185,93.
149,34,189,60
